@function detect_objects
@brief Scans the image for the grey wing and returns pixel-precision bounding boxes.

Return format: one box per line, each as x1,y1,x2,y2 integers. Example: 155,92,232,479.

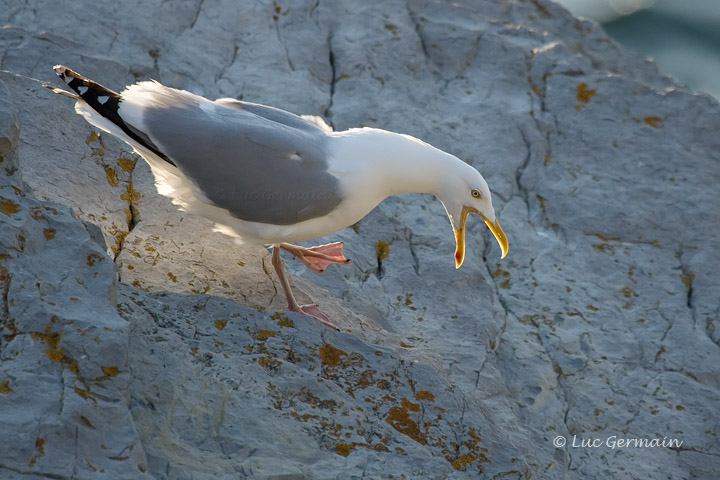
215,98,332,133
139,90,342,225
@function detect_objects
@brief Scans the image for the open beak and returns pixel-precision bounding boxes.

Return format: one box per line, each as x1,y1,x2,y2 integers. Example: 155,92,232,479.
453,206,509,268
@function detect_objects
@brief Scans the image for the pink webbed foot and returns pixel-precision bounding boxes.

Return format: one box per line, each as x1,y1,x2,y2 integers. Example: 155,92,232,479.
280,241,351,273
296,304,339,331
271,245,343,331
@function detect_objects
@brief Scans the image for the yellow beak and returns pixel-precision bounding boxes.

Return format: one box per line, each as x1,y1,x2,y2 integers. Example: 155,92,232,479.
454,206,509,268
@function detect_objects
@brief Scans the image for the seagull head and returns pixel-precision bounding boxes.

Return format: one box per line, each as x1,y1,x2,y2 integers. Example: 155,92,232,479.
438,165,508,268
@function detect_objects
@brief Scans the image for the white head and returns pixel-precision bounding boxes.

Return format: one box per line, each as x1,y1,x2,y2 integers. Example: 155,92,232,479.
334,128,508,267
437,161,508,267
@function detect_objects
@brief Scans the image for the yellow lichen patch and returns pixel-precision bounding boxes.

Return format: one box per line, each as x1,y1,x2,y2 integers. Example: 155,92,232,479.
86,253,102,266
336,442,357,457
3,315,17,342
117,157,137,172
336,441,373,457
594,233,619,242
101,366,119,377
586,304,599,311
0,198,20,216
532,197,546,219
214,319,228,330
621,286,634,298
254,329,278,340
384,23,399,35
28,437,46,467
399,341,414,348
591,243,614,254
680,272,694,289
271,312,293,328
415,390,435,402
543,153,552,165
74,387,90,399
121,178,142,204
401,397,421,412
189,285,211,294
643,116,663,129
45,348,64,362
491,268,511,289
375,240,390,261
451,453,476,470
576,82,597,103
385,398,426,444
43,228,56,240
491,269,510,279
0,380,13,394
468,427,482,443
109,225,128,257
85,131,100,144
319,342,348,367
258,355,281,369
403,292,413,306
167,272,178,282
104,166,118,187
31,326,63,363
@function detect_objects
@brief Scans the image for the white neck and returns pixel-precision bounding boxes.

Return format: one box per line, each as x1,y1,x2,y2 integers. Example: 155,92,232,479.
329,128,460,201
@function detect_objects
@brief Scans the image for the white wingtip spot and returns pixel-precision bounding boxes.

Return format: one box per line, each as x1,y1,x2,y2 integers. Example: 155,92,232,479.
78,85,89,95
97,95,109,104
53,66,71,83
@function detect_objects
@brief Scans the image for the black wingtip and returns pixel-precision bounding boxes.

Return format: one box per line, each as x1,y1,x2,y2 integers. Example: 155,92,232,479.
52,65,121,100
51,65,177,168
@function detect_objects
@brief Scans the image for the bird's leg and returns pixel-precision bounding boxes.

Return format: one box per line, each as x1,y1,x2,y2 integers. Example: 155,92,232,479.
271,246,339,330
278,241,351,273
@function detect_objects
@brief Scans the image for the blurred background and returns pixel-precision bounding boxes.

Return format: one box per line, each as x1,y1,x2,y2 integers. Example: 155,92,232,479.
555,0,720,100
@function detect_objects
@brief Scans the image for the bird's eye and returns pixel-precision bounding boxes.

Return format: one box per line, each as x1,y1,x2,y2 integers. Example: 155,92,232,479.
471,189,481,199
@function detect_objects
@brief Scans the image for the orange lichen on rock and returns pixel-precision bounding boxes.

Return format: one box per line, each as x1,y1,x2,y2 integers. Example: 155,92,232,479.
254,329,278,340
28,437,46,467
0,199,20,216
319,343,347,367
336,441,372,457
375,240,390,261
0,380,13,394
451,453,476,470
385,397,426,444
117,157,137,172
576,82,597,103
415,390,435,401
643,115,663,128
104,166,118,187
31,326,63,362
336,442,356,457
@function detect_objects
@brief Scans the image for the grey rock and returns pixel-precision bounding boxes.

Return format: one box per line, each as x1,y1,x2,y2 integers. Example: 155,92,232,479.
1,0,718,478
0,79,151,477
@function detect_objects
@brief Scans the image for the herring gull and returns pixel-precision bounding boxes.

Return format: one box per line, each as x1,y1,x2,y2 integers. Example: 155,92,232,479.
48,65,508,330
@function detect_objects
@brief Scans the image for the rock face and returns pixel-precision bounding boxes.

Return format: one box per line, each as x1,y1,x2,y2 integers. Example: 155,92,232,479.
1,0,718,478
